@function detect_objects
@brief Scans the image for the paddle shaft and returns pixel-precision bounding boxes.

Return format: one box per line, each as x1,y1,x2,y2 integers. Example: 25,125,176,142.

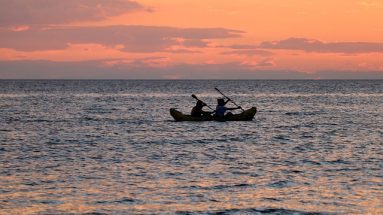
215,87,245,111
191,94,215,111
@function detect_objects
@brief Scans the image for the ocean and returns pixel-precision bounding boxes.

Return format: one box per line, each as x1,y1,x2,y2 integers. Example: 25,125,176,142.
0,80,382,214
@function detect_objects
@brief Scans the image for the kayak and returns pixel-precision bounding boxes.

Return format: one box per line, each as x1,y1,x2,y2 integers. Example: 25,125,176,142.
170,107,257,121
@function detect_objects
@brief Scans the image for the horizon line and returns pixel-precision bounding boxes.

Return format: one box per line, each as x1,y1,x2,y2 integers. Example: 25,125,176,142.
1,78,382,81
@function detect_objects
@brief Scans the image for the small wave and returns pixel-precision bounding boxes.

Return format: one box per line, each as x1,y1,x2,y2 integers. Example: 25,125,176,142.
83,213,108,215
46,140,64,145
25,119,52,123
273,135,290,141
293,145,314,152
0,129,12,132
302,159,321,166
282,169,304,174
114,198,137,204
285,112,300,116
301,134,314,138
31,199,62,205
94,197,139,205
325,167,362,172
5,117,21,122
0,104,12,108
285,111,323,116
231,171,250,175
324,159,351,165
267,180,295,188
23,181,39,186
176,207,329,215
82,116,98,121
186,183,254,191
261,197,282,202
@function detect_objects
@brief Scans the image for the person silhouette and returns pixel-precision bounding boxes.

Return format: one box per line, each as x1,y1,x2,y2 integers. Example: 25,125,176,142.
191,100,212,117
215,98,241,117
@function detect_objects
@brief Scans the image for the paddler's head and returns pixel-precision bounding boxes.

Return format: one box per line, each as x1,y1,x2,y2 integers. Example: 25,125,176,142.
196,100,204,107
217,98,225,106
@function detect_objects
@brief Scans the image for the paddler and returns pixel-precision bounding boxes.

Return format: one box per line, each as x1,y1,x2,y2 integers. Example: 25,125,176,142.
215,98,241,117
191,100,213,117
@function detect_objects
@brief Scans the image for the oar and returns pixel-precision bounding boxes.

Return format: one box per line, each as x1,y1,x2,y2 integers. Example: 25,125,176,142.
214,87,245,112
191,94,215,111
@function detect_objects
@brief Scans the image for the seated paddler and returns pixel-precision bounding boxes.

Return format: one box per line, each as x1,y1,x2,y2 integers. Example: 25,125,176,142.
215,98,241,117
191,100,213,117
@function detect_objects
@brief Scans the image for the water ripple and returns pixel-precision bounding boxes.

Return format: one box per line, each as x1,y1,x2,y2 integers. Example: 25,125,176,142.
0,80,382,214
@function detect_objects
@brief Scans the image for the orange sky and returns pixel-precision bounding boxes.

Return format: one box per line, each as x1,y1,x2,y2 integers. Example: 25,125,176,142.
0,0,383,79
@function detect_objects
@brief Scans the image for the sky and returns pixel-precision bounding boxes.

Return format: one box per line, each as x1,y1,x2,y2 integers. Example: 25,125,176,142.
1,0,383,79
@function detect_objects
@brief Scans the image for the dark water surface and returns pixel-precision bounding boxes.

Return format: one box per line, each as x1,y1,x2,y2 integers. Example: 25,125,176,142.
0,80,382,214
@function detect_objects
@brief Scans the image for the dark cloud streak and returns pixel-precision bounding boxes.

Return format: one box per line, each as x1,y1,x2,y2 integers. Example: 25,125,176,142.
0,0,146,26
221,49,273,56
0,25,243,52
259,38,383,53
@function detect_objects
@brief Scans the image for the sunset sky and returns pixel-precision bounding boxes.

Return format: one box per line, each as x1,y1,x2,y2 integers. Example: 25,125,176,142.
1,0,383,79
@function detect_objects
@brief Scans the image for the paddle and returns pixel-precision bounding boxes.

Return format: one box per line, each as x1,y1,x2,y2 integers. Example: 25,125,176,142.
191,94,215,111
214,87,245,112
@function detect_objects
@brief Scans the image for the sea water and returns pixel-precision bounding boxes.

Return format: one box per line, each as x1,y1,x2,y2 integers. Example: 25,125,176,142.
0,80,382,214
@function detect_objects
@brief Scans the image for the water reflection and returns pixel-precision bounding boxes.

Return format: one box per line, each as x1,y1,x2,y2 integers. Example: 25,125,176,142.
0,80,382,214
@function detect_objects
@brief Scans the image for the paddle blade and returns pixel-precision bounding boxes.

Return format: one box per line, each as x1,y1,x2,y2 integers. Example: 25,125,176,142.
191,94,198,99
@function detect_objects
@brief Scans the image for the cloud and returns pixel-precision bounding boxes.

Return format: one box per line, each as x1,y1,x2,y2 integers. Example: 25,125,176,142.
219,44,258,49
219,44,273,56
166,49,202,54
0,25,243,52
2,59,382,79
255,58,275,67
359,1,383,9
182,39,210,48
0,0,147,26
259,38,383,53
221,49,273,56
240,58,275,67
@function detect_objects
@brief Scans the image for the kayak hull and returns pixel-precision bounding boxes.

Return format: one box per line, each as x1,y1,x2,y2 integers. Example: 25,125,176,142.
170,107,257,121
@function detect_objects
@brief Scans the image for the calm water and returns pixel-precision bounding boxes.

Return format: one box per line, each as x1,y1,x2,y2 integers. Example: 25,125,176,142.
0,80,382,214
